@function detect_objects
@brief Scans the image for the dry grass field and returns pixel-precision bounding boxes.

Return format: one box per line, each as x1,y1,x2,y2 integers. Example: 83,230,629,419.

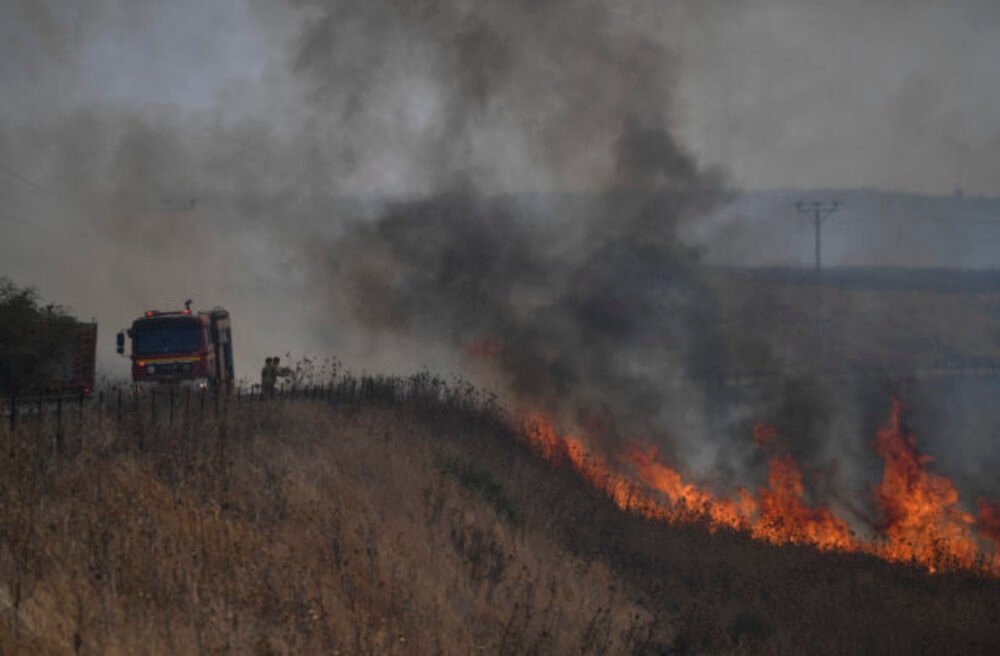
707,268,1000,374
2,378,999,654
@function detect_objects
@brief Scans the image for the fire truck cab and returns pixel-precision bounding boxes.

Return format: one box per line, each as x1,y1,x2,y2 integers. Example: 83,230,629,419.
117,302,234,390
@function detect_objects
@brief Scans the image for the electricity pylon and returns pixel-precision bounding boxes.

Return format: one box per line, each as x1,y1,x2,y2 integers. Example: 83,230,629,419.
795,200,840,369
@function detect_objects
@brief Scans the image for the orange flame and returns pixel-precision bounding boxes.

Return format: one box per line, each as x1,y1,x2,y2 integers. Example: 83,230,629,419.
872,398,982,571
977,500,1000,552
462,335,504,359
521,401,999,575
628,445,755,530
525,415,648,513
753,423,777,448
756,453,857,550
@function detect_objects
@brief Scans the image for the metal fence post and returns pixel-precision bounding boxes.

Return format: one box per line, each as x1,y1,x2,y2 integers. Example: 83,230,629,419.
55,397,63,453
135,387,143,452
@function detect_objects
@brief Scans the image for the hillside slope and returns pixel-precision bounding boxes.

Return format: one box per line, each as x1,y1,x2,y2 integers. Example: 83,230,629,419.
2,390,999,654
0,400,656,655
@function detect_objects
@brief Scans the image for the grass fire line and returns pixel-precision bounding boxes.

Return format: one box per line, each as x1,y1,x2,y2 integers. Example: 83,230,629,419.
524,398,1000,576
2,371,1000,653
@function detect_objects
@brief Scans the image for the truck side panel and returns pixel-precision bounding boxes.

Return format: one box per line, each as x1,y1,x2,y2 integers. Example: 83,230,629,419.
23,321,97,398
45,323,97,396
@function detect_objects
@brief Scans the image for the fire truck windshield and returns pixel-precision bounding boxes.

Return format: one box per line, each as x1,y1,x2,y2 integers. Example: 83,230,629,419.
132,318,202,355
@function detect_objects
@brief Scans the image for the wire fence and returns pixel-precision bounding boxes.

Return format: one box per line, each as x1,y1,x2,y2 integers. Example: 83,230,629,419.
0,372,512,460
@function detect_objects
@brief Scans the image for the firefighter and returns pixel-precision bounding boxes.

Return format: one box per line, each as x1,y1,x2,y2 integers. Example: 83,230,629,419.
261,356,292,398
272,356,293,387
260,357,276,397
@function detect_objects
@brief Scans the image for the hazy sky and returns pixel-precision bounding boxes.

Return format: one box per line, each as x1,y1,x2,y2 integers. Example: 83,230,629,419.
667,0,1000,195
3,0,997,195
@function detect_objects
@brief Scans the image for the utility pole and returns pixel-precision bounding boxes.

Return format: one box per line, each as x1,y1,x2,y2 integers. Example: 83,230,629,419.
795,200,840,369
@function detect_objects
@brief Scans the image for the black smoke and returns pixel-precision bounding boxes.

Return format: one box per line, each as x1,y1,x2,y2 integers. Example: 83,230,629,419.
287,0,740,454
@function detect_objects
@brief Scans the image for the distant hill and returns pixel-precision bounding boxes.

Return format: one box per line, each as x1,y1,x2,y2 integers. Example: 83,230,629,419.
693,189,1000,269
703,265,1000,376
719,266,1000,294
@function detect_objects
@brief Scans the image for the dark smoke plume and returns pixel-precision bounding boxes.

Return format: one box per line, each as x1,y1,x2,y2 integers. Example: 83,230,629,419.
293,0,734,457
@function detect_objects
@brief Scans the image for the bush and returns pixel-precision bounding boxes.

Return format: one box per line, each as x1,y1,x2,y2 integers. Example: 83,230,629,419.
0,277,77,394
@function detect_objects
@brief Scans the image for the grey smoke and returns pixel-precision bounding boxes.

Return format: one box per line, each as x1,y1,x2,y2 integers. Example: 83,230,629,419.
291,0,738,459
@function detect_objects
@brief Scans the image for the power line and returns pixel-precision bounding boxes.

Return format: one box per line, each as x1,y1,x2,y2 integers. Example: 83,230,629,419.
0,210,30,225
0,163,46,194
795,200,841,369
0,209,55,234
795,200,840,276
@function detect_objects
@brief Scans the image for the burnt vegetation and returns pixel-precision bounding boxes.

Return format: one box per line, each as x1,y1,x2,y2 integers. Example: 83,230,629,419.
2,372,999,655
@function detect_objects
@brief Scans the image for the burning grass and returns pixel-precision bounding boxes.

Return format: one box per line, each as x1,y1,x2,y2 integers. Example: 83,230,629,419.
525,398,1000,576
1,374,999,654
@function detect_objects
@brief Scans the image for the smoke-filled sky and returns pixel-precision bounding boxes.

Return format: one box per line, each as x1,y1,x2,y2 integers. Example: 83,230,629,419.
3,1,999,194
670,0,1000,195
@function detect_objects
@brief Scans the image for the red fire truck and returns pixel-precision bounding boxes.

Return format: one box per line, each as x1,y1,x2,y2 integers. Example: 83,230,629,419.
117,301,234,390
